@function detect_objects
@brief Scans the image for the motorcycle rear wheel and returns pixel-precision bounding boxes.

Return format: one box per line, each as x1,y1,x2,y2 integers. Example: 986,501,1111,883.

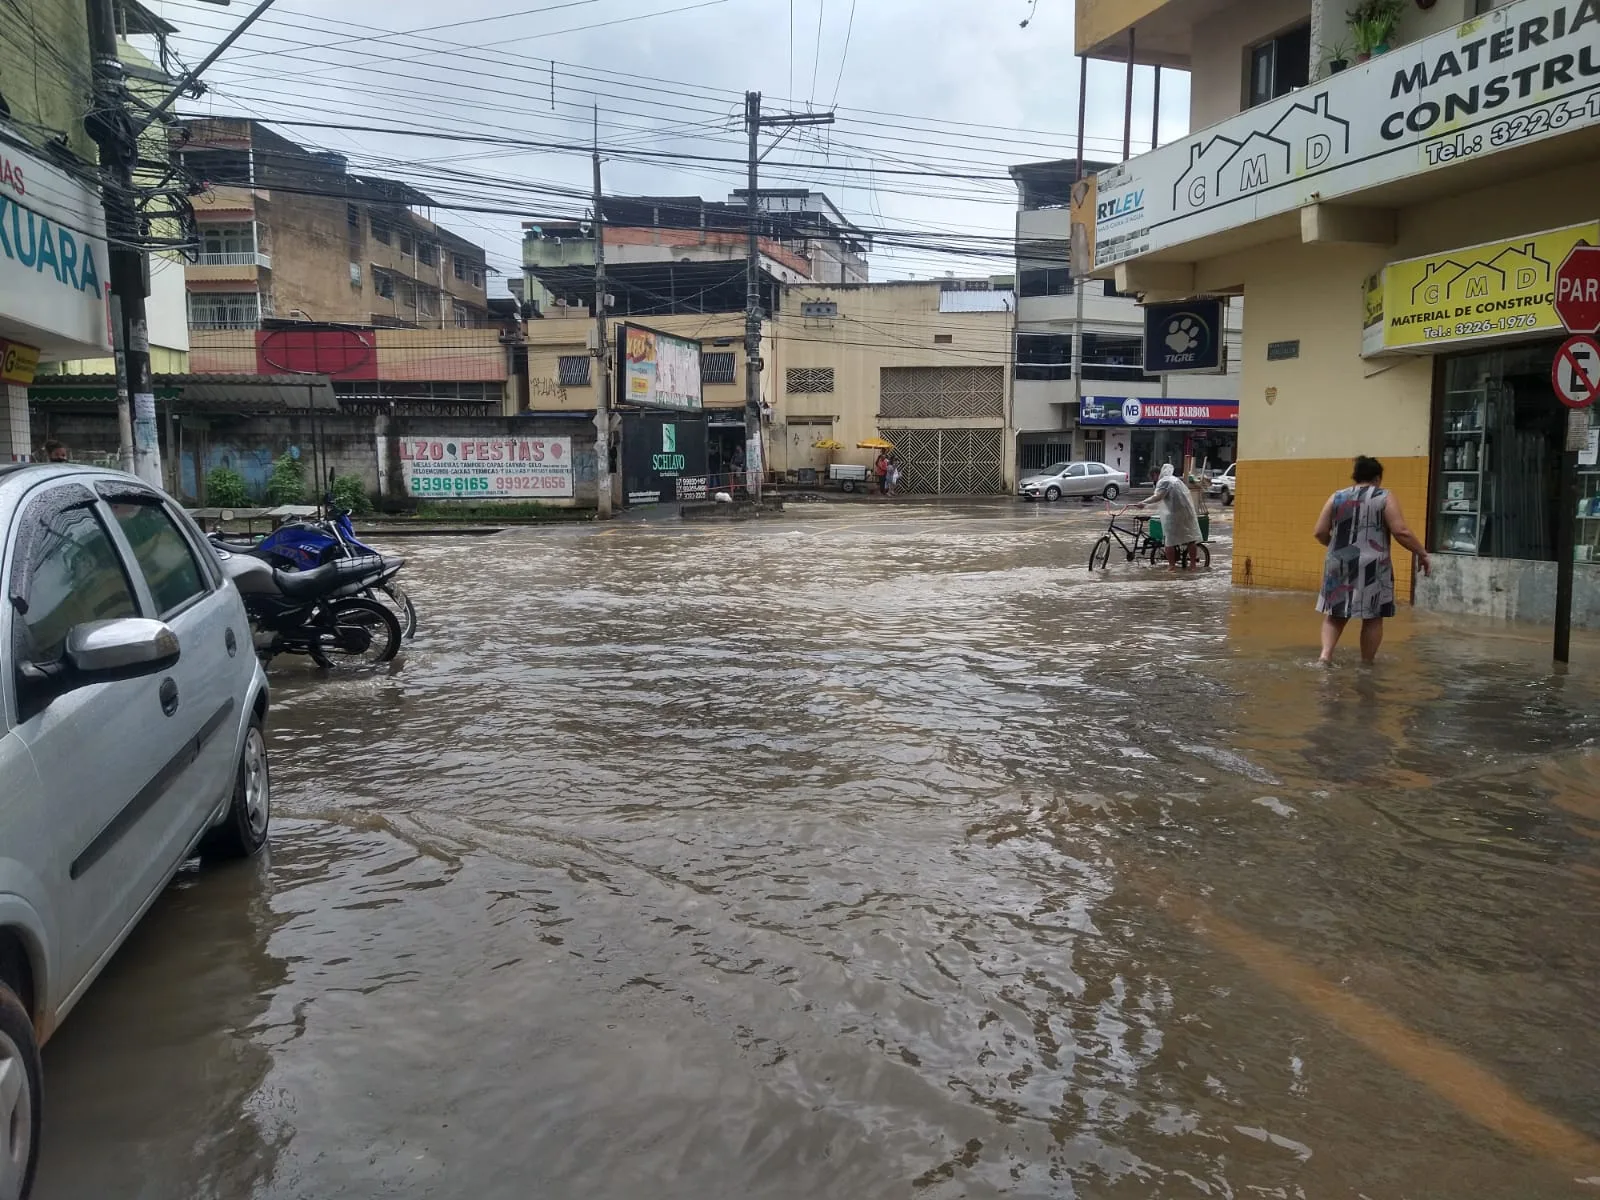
310,598,402,669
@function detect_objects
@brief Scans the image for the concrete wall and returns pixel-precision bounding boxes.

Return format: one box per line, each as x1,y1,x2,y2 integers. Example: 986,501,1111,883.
1191,154,1600,619
0,0,94,161
30,408,598,508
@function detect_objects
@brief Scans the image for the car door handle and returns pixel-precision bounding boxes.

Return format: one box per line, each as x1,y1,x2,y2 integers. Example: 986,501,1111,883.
159,677,180,717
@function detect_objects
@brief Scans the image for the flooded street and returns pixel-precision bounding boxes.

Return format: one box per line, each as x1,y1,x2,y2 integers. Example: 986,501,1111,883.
34,504,1600,1199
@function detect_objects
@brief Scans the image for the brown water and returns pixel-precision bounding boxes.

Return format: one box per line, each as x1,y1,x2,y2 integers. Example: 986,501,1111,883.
33,505,1600,1199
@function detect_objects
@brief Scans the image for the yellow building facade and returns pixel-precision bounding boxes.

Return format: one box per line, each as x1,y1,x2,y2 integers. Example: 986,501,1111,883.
1077,0,1600,625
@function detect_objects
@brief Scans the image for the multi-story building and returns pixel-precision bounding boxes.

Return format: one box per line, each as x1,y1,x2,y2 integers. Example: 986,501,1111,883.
175,118,492,334
522,191,868,319
1011,158,1241,483
0,0,114,459
1075,0,1600,625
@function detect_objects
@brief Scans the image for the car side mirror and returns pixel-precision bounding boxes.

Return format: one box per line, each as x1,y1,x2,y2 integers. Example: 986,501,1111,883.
64,618,181,678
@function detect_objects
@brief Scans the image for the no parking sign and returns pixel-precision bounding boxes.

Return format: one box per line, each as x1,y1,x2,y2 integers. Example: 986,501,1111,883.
1552,335,1600,410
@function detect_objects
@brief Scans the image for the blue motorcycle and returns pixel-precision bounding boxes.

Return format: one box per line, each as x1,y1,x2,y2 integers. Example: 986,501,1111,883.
211,507,418,640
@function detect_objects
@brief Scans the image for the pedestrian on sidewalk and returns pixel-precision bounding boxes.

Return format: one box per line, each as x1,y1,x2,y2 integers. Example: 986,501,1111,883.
874,450,890,496
1313,455,1430,665
885,456,902,497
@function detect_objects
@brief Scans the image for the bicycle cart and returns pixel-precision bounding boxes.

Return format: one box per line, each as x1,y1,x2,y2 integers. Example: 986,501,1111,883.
1144,514,1212,569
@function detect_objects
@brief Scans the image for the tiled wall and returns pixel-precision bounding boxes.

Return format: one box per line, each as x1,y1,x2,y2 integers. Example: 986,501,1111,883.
1233,456,1430,600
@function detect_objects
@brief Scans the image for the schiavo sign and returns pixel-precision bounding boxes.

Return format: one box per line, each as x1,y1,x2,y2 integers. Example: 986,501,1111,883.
0,138,111,357
1091,0,1600,272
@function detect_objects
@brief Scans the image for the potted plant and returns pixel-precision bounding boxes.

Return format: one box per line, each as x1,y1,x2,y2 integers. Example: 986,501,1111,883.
1348,0,1404,60
1325,36,1353,73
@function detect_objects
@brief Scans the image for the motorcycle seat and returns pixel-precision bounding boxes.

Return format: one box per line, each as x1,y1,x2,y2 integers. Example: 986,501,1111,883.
272,561,344,600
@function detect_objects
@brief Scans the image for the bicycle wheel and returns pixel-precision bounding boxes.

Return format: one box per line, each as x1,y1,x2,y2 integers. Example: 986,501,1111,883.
309,598,402,669
1187,543,1212,569
1089,536,1111,571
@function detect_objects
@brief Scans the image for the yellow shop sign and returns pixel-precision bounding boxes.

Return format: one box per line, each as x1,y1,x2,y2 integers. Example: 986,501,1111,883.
1361,222,1599,356
0,339,39,386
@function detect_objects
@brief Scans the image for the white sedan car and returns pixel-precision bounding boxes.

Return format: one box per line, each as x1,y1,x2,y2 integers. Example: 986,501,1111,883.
1018,461,1128,502
0,463,271,1200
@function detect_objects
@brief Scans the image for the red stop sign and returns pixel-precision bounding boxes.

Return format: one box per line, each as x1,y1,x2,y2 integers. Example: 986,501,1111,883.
1555,244,1600,334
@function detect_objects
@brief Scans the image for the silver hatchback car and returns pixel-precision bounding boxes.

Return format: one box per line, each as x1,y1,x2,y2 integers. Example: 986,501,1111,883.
0,464,270,1200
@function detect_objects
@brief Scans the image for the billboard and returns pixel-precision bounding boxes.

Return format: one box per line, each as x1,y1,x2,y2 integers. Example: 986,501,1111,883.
1361,222,1600,356
396,435,574,499
1090,0,1600,272
620,412,709,505
1081,396,1239,428
620,323,703,412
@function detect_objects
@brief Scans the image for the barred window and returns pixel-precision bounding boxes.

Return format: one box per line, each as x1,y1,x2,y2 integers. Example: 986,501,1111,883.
701,352,736,385
787,367,835,394
187,291,260,330
558,355,591,387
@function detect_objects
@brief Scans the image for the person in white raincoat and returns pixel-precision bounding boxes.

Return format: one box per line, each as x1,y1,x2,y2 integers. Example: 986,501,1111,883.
1138,464,1203,569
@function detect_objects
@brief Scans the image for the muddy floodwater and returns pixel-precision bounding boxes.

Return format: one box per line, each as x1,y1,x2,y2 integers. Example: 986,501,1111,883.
33,504,1600,1199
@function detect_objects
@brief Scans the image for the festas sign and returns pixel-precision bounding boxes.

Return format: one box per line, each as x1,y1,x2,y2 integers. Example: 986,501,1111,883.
620,323,703,412
0,136,111,358
1091,0,1600,272
1361,222,1599,355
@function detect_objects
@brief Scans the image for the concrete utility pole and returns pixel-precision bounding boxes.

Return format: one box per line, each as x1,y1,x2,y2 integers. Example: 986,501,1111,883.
743,91,833,502
86,0,160,484
591,105,613,518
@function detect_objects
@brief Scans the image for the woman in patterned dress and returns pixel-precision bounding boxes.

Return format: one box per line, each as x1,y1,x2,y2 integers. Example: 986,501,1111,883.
1313,456,1430,664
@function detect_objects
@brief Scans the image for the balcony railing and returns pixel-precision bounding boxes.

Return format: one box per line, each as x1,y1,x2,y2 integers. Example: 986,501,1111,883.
1089,0,1595,273
196,251,272,269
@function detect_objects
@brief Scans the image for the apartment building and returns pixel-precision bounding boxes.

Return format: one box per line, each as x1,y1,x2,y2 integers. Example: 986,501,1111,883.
175,119,491,334
1011,158,1241,482
522,191,868,320
1075,0,1600,625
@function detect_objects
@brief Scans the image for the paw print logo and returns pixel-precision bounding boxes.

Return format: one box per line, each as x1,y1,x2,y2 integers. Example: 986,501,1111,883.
1166,317,1203,355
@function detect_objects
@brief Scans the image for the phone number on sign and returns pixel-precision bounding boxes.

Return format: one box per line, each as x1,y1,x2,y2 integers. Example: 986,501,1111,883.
409,474,570,494
1422,314,1541,340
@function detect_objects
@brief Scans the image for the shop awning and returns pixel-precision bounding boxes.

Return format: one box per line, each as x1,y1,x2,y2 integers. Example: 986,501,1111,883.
28,373,341,412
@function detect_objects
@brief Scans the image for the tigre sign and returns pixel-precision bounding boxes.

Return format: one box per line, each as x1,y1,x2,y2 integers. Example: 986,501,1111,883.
1091,0,1600,271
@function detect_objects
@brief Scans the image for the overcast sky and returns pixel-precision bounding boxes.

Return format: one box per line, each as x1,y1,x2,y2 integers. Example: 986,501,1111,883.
151,0,1189,288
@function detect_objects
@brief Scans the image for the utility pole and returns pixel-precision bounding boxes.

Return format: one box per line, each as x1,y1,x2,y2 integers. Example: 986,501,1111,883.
86,0,160,484
743,91,833,502
592,105,613,518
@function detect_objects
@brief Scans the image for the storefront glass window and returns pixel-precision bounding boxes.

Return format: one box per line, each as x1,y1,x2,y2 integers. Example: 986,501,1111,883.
1433,341,1567,560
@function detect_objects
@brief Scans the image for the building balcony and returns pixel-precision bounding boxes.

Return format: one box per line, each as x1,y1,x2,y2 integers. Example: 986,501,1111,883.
186,254,270,284
191,185,261,217
1076,0,1183,64
1089,0,1600,292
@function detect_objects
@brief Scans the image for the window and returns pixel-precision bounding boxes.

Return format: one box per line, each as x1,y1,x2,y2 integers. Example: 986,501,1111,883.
787,367,835,394
557,356,592,387
399,233,414,256
347,203,360,230
1066,464,1088,478
1088,463,1110,475
472,270,483,289
187,291,260,329
1248,22,1311,109
701,352,736,385
1103,280,1125,299
933,333,954,345
418,289,438,318
14,498,138,667
180,148,251,187
418,242,438,268
1016,333,1073,381
371,216,392,245
109,501,207,617
1081,333,1152,382
1019,267,1074,298
454,303,472,327
373,269,395,300
399,281,417,309
198,223,256,265
453,255,467,281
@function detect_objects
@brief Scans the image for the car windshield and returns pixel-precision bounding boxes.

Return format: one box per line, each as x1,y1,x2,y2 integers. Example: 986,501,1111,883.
1040,463,1070,476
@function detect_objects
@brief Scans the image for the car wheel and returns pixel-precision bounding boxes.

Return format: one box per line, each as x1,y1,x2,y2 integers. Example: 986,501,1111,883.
1045,485,1062,502
202,720,270,861
1102,484,1121,501
0,983,39,1200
